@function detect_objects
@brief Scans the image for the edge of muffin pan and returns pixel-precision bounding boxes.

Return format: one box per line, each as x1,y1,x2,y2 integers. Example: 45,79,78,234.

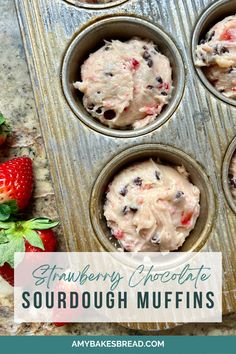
192,0,236,107
90,144,216,253
61,15,185,138
64,0,129,10
222,137,236,215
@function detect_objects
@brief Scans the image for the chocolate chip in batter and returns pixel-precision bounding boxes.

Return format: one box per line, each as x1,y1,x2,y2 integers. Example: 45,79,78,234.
143,51,151,60
123,206,138,215
175,191,184,200
207,30,215,41
120,186,128,196
229,67,234,73
134,177,143,186
151,234,160,244
161,91,168,96
87,103,95,110
200,39,206,45
96,107,103,114
155,171,160,180
123,206,129,215
104,110,116,120
105,72,113,77
154,45,159,52
156,76,163,83
220,46,229,54
147,85,154,90
130,207,138,213
147,59,153,68
229,174,236,188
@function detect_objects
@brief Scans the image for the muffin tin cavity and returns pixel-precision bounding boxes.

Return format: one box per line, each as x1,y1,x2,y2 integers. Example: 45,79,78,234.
62,16,185,138
192,0,236,107
90,144,215,252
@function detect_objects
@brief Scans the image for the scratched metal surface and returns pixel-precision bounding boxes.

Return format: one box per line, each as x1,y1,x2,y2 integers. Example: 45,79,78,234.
15,0,236,331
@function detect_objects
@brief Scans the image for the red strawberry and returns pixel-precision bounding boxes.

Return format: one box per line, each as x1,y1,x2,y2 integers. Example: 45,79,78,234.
0,218,58,286
0,113,11,146
0,157,33,220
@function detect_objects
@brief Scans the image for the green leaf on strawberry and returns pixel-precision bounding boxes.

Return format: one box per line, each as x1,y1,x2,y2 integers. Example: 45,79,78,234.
0,200,18,221
0,237,25,268
0,112,11,145
0,218,59,268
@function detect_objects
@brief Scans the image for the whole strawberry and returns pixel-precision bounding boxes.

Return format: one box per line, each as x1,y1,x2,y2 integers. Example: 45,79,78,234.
0,157,33,220
0,113,11,146
0,218,58,286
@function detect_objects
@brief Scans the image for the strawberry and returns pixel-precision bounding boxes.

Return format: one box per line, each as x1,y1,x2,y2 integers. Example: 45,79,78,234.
0,218,58,286
0,113,11,146
0,157,33,221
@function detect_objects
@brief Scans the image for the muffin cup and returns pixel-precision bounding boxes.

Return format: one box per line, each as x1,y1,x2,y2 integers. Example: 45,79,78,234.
222,137,236,214
192,0,236,107
62,15,185,138
90,144,216,252
64,0,129,9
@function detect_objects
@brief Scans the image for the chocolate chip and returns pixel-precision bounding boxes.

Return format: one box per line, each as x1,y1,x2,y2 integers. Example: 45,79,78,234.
154,45,159,52
200,39,206,45
220,46,229,54
143,45,148,50
207,30,215,41
130,207,138,213
120,186,128,196
147,85,154,89
156,76,163,83
123,206,129,215
123,206,138,215
147,59,153,68
87,103,94,110
96,107,103,114
105,72,113,77
97,91,101,94
134,177,142,186
161,91,168,96
143,51,151,60
155,171,160,180
229,174,236,188
175,191,184,199
151,235,160,244
104,110,116,120
229,67,234,73
104,45,111,51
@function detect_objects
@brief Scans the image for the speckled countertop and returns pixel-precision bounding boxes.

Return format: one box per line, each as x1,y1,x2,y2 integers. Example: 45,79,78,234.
0,0,235,336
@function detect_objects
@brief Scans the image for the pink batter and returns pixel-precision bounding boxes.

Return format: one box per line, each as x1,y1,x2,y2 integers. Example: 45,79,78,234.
104,159,200,252
195,15,236,99
74,38,173,129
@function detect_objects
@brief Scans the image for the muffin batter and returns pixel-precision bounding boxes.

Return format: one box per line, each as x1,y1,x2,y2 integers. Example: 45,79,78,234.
74,38,173,129
229,153,236,199
104,159,200,252
195,15,236,99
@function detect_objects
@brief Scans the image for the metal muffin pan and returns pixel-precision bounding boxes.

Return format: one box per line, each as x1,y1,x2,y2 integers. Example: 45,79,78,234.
16,0,236,330
222,136,236,214
192,0,236,107
62,15,185,138
90,144,215,253
64,0,129,10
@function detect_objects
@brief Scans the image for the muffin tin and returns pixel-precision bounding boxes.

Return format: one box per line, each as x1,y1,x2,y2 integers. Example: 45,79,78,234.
16,0,236,331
